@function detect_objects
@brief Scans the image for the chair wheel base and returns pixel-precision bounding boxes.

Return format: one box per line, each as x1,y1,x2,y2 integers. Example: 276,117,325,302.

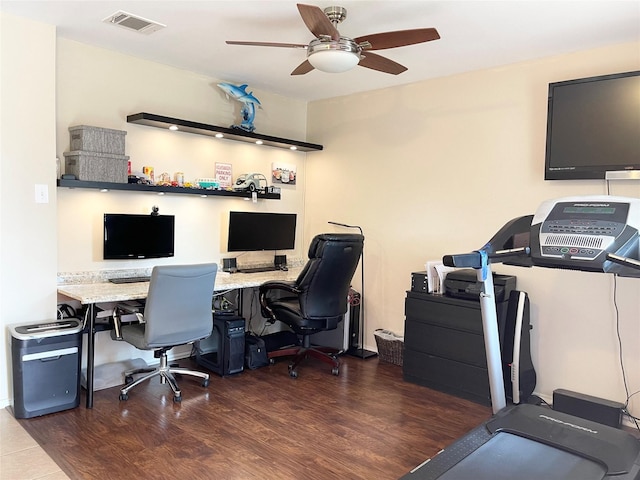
173,395,182,403
288,364,298,378
201,379,210,387
119,393,129,401
332,366,339,376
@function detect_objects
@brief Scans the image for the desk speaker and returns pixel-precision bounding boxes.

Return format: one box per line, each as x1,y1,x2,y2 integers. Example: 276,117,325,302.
222,258,237,273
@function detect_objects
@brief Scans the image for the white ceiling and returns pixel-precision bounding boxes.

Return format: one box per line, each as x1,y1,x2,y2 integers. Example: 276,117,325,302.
2,1,639,102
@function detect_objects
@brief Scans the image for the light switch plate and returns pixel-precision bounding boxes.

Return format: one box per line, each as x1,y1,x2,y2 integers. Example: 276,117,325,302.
35,184,49,203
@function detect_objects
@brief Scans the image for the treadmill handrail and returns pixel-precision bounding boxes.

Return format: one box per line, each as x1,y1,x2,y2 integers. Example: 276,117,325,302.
607,253,640,271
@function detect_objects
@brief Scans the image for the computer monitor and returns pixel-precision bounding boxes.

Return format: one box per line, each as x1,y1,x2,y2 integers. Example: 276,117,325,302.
103,213,175,259
227,211,296,252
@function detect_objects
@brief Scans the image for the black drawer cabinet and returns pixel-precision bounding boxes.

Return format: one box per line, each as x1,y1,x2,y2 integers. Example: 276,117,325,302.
403,291,510,405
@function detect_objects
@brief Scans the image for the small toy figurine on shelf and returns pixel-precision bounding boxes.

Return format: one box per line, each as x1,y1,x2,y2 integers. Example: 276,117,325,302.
217,82,261,133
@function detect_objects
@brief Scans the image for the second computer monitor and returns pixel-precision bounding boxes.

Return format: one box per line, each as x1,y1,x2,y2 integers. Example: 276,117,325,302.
227,211,296,252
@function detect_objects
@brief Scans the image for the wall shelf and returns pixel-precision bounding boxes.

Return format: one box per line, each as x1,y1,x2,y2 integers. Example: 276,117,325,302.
126,112,323,152
57,179,281,199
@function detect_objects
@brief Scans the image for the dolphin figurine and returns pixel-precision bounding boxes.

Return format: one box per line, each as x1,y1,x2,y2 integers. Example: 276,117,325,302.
217,82,262,133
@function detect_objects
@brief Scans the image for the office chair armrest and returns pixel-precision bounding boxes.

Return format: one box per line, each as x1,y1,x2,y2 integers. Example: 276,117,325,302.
259,281,300,322
259,280,300,296
111,306,124,340
111,304,144,341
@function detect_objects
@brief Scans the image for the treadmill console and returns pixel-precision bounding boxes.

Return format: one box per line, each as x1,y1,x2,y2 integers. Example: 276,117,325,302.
530,196,640,277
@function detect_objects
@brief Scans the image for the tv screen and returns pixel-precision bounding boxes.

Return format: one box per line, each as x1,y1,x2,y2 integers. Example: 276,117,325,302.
227,211,296,252
544,70,640,180
103,213,175,259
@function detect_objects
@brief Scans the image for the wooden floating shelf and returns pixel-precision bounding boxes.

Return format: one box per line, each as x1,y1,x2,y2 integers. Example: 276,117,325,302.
57,179,281,200
127,112,323,152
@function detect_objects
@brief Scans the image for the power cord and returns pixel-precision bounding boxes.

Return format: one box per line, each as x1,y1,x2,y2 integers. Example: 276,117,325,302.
612,274,640,432
57,303,77,320
605,184,639,431
623,390,640,431
213,289,237,312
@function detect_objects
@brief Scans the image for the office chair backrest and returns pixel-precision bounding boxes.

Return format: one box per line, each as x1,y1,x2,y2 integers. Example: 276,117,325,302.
143,263,217,348
296,233,364,319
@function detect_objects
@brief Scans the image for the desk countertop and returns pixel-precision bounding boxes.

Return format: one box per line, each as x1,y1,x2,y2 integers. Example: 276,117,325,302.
57,267,302,304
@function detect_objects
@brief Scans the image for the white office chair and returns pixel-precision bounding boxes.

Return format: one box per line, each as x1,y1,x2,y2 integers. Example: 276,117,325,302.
112,263,217,403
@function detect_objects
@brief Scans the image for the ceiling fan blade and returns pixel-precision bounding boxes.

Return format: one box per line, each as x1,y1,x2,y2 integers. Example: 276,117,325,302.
226,41,308,49
358,52,407,75
291,60,315,76
297,4,340,41
354,28,440,50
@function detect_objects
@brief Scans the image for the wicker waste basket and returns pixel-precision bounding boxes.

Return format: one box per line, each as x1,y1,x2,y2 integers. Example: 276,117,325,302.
374,329,404,366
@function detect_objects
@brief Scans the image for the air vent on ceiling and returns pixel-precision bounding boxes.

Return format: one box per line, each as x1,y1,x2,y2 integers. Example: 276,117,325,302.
103,11,166,35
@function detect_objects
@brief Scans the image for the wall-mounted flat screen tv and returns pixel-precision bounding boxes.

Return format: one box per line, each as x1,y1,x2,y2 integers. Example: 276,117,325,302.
104,213,175,259
544,70,640,180
227,211,296,252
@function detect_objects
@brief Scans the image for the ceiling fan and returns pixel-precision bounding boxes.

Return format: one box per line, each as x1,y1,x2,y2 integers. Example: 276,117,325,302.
226,3,440,75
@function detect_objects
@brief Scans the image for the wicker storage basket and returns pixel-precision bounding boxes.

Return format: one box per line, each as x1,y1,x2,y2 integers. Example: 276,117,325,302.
374,329,404,366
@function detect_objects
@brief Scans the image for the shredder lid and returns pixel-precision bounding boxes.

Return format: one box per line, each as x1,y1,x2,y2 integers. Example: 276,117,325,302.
10,319,83,339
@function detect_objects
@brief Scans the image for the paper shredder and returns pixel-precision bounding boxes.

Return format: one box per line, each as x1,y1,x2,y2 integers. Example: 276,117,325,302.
10,319,83,418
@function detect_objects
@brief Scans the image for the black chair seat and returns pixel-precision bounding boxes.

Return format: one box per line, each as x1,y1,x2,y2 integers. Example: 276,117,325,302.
267,298,343,333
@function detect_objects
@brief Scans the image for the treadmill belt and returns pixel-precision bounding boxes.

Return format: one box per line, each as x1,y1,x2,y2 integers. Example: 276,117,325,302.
438,432,606,480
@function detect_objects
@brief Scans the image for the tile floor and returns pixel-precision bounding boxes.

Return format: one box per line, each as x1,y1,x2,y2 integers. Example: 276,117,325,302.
0,407,69,480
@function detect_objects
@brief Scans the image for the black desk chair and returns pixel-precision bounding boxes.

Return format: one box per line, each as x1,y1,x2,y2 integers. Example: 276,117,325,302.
112,263,217,402
259,233,364,378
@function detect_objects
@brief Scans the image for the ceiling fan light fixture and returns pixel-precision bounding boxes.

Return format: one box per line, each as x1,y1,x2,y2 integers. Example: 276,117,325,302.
307,38,360,73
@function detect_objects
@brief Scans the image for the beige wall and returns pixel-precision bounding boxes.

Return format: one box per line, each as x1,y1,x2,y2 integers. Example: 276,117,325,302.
306,42,640,408
0,13,57,407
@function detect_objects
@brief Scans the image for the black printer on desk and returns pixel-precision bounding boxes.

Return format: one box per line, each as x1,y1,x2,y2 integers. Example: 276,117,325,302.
444,269,516,302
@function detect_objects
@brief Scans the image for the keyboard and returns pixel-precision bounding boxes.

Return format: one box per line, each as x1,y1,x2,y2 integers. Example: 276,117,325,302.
109,276,151,284
238,266,278,274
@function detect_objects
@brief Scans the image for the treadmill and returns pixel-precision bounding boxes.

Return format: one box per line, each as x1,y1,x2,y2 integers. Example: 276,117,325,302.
402,196,640,480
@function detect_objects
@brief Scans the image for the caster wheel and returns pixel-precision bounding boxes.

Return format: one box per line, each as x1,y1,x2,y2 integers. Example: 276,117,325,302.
202,379,210,388
119,393,128,401
269,358,275,365
332,367,339,376
124,375,133,385
289,369,298,378
173,395,182,403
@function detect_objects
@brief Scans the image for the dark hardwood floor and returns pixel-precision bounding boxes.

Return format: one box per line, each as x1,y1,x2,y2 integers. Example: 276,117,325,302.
18,355,491,480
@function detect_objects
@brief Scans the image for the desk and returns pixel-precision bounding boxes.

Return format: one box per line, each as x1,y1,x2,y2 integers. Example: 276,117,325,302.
57,267,302,408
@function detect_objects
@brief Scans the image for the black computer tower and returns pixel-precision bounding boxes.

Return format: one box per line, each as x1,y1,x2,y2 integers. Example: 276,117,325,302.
346,289,361,352
196,314,245,376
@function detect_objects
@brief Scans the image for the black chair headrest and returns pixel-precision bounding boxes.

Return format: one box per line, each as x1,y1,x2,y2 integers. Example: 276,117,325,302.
308,233,364,259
